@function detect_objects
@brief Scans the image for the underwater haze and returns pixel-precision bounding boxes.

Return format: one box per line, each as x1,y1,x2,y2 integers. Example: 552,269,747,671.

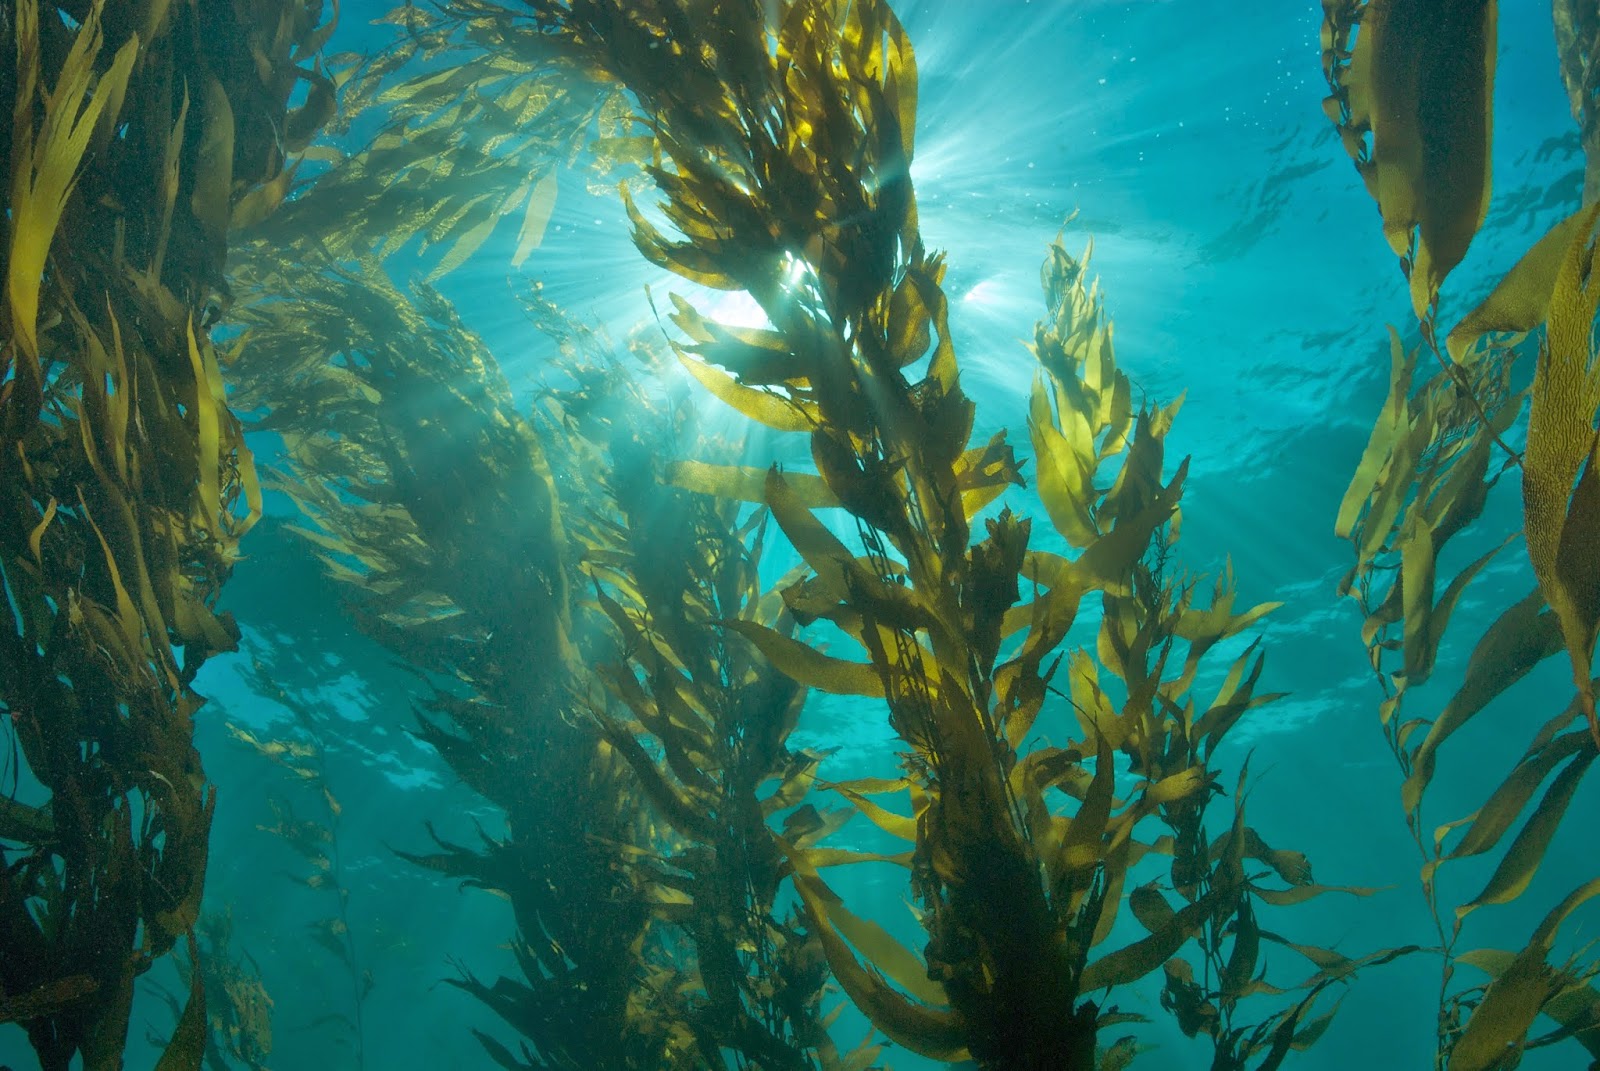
1,1,1596,1070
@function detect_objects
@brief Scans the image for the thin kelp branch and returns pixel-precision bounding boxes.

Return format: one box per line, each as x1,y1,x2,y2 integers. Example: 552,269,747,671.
1321,2,1600,1067
0,1,332,1067
1330,322,1527,1059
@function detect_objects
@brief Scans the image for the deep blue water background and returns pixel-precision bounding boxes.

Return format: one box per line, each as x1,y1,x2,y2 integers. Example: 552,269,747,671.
4,2,1594,1068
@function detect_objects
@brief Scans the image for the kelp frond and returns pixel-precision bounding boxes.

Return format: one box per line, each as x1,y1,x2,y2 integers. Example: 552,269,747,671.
1323,1,1600,1066
477,1,1348,1066
0,1,332,1067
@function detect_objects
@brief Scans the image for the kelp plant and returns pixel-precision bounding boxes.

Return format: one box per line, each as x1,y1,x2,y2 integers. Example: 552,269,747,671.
226,251,689,1067
220,5,878,1061
0,1,332,1067
221,22,684,1063
478,0,1382,1067
543,309,875,1069
1323,0,1600,1066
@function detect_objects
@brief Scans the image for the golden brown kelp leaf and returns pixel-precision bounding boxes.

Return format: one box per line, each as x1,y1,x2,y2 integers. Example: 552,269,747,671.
1029,238,1133,550
1445,202,1600,362
1448,878,1600,1071
3,2,135,381
1555,0,1600,204
1524,211,1600,745
1455,946,1600,1064
1336,329,1520,730
151,935,207,1071
1321,0,1497,318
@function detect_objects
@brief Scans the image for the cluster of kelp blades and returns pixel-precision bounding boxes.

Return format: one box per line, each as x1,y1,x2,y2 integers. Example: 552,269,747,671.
221,1,1377,1068
3,1,1598,1071
0,1,333,1068
1322,0,1600,1066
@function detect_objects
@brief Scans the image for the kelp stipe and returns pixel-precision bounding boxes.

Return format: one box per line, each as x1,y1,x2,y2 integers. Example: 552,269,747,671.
1322,1,1600,1066
0,1,332,1067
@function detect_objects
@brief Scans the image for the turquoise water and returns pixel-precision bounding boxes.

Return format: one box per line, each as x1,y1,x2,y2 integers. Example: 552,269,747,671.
3,2,1592,1069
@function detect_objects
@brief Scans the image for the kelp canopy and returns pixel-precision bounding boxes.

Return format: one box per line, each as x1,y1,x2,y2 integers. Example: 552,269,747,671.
2,0,1598,1070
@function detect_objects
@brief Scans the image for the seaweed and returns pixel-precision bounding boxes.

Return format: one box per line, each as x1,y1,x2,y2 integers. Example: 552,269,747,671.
1555,0,1600,204
0,1,332,1067
1322,1,1600,1066
468,2,1353,1067
228,2,626,279
216,7,887,1061
147,911,274,1071
541,312,877,1070
226,132,731,1057
227,249,688,1066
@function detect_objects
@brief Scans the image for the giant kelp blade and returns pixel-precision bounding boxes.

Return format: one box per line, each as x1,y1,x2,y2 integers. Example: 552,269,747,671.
1078,888,1228,992
1524,209,1600,744
511,171,559,267
1402,591,1563,814
723,619,885,697
781,838,968,1062
153,937,207,1071
678,350,821,431
1456,748,1596,914
1456,947,1600,1063
1447,202,1600,362
1449,878,1600,1071
5,1,138,369
1324,0,1496,317
666,460,839,507
1438,720,1595,867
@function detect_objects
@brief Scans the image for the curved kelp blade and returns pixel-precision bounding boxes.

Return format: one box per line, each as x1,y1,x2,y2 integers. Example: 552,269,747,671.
1525,212,1600,745
1321,0,1497,318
